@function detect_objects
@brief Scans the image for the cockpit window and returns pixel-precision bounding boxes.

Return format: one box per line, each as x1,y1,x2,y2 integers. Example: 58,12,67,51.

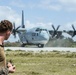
42,29,47,31
36,28,47,31
36,28,40,31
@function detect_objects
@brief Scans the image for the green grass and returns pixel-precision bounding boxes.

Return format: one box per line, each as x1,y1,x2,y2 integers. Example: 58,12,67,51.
5,50,76,75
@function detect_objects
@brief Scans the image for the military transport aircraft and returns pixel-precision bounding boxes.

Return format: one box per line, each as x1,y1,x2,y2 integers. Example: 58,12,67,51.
12,10,50,47
12,10,76,47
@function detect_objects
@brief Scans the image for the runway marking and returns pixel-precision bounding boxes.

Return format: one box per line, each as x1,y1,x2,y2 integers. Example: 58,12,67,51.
4,47,76,52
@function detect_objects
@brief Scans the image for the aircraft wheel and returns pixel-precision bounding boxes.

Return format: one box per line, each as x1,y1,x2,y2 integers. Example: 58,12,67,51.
37,44,44,48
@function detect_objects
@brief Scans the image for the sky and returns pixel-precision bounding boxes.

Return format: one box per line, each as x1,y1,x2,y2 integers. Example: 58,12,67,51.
0,0,76,42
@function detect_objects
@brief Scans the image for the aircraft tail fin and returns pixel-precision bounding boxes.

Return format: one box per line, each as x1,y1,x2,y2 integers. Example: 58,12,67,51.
22,10,25,28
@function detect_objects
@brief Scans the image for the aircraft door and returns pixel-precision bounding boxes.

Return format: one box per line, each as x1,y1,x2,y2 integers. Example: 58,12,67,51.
32,33,38,40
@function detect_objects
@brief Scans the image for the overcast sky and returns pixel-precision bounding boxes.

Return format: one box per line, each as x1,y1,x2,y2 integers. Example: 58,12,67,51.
0,0,76,42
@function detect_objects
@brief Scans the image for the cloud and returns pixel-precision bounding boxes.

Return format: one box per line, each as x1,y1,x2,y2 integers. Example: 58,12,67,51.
8,0,76,12
40,0,76,12
58,0,76,12
59,0,76,4
38,0,61,11
0,6,22,42
0,6,54,30
25,20,53,30
9,0,61,11
25,20,76,31
39,4,61,11
0,5,75,31
0,6,21,27
38,0,76,11
10,0,25,8
65,21,76,30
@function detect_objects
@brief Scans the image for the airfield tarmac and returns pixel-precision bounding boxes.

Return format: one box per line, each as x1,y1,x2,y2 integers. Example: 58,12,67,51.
4,47,76,52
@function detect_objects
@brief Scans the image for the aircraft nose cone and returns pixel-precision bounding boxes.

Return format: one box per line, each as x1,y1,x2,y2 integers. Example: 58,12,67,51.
43,35,49,40
41,31,49,40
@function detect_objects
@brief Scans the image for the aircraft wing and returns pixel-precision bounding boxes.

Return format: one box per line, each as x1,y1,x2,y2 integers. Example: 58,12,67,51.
66,31,74,37
49,30,62,38
49,30,54,35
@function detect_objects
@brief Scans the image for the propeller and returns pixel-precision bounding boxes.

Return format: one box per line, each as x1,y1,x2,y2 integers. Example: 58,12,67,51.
51,25,60,37
63,24,76,37
71,24,76,37
12,22,21,38
12,10,25,38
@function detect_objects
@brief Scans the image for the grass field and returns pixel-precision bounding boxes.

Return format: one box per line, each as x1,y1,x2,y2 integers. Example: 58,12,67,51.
5,50,76,75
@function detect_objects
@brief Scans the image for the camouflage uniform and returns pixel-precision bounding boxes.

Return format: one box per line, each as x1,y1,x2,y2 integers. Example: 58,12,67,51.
0,45,8,75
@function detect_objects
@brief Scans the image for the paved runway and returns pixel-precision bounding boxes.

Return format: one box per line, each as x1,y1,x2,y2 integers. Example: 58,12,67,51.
4,47,76,52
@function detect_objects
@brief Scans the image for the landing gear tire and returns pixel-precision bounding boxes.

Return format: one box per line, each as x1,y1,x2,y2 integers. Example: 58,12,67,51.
37,44,44,48
21,44,25,47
